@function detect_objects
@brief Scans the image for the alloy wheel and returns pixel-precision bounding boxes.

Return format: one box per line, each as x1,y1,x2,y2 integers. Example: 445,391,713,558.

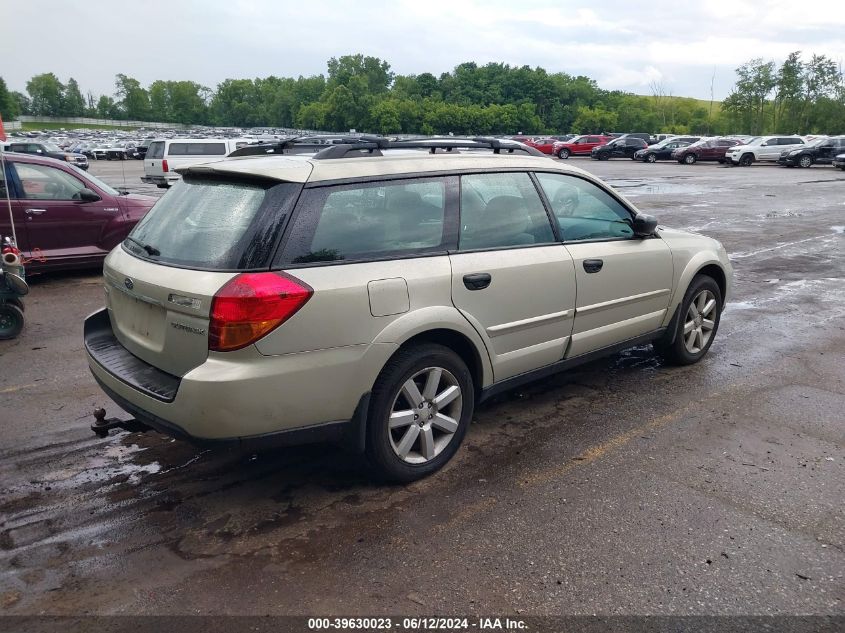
683,290,717,354
388,367,463,464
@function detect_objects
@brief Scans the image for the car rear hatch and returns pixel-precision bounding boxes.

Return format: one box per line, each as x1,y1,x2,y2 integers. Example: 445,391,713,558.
100,169,309,377
143,141,167,178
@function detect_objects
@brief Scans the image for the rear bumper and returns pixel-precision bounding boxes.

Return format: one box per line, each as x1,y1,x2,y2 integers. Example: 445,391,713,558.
141,174,179,185
84,307,392,446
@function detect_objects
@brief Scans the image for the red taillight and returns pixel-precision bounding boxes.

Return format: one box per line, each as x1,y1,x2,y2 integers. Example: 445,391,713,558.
209,273,313,352
161,159,169,173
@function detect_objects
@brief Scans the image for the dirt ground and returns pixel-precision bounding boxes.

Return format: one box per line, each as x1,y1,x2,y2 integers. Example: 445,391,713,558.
0,157,843,617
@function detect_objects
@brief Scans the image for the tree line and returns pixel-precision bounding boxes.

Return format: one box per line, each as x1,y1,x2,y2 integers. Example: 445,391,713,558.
1,52,842,135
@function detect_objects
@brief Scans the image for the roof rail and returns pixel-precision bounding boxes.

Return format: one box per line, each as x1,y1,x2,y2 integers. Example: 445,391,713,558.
228,134,387,158
311,136,544,160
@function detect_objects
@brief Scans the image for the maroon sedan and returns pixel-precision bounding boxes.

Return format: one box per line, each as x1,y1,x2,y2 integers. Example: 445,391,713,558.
0,152,157,272
672,138,741,164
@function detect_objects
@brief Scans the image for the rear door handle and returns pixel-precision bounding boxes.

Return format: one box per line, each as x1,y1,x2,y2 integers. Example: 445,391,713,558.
25,208,47,215
463,273,492,290
583,259,603,273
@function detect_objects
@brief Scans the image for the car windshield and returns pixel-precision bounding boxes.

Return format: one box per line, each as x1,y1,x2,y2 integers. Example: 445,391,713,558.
67,164,120,196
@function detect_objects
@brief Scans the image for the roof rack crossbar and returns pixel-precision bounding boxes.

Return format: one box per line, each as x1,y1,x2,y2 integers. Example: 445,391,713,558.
311,137,545,160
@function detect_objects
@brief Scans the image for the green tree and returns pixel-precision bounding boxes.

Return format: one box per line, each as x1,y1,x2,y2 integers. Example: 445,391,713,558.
799,54,840,131
62,78,85,116
96,95,117,119
773,52,803,132
327,54,393,94
572,105,618,133
0,77,19,120
26,72,65,116
114,73,150,120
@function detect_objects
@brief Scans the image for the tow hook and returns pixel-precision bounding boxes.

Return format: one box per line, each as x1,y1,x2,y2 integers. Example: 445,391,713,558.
91,408,152,438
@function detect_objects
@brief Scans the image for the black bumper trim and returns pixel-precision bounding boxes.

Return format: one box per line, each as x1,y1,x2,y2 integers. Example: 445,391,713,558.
84,308,181,402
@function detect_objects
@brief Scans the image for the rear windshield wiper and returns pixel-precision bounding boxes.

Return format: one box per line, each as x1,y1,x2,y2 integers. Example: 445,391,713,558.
124,236,160,257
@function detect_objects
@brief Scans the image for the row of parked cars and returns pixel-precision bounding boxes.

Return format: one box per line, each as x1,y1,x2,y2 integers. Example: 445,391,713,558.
511,133,845,168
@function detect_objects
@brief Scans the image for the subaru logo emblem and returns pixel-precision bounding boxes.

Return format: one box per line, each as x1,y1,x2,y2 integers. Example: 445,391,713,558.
124,278,134,290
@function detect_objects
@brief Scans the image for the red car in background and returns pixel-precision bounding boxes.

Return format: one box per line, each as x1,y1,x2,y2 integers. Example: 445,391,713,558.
0,152,157,272
552,135,614,159
524,138,559,155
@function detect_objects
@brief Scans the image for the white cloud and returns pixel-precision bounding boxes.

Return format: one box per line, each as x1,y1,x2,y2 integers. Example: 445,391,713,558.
2,0,843,100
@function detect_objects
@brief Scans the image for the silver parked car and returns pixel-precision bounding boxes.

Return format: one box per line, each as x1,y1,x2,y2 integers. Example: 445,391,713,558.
85,138,732,481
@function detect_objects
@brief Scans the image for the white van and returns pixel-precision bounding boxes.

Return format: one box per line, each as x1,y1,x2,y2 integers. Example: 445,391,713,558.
142,138,251,188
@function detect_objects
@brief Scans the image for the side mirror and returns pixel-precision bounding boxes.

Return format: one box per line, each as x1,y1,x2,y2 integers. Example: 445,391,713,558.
632,213,658,237
78,187,101,202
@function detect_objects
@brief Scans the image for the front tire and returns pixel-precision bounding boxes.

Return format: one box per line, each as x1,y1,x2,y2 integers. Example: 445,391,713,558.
656,275,722,366
558,148,570,159
798,155,813,168
739,153,754,166
366,343,474,482
598,153,609,161
684,153,697,165
646,153,657,163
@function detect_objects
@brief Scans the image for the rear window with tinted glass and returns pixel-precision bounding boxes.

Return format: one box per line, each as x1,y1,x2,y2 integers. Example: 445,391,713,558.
166,142,226,156
147,141,164,159
124,178,301,270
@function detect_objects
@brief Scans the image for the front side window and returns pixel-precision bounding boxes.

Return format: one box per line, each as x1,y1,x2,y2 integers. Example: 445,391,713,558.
281,178,449,264
536,172,634,242
459,172,555,250
12,163,85,200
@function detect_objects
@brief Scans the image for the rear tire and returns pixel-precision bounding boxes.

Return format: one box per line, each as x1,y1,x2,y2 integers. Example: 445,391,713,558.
366,343,474,482
655,275,722,366
0,303,24,340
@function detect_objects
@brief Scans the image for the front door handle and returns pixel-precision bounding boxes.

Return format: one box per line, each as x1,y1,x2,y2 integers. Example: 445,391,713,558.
25,208,47,215
463,272,492,290
583,259,603,273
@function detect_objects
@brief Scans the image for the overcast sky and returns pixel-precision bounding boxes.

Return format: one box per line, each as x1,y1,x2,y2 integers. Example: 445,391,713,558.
3,0,844,101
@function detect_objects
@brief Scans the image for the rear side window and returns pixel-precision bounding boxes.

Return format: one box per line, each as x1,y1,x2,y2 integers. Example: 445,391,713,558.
147,141,164,159
125,178,301,270
459,172,555,250
280,178,451,264
780,138,803,145
166,142,227,156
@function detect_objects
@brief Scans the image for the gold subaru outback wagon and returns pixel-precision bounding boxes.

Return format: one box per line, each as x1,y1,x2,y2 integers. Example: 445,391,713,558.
85,137,732,481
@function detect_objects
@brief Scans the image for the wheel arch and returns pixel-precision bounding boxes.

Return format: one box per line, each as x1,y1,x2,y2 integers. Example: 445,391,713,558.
396,329,487,399
371,306,494,392
663,255,730,329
